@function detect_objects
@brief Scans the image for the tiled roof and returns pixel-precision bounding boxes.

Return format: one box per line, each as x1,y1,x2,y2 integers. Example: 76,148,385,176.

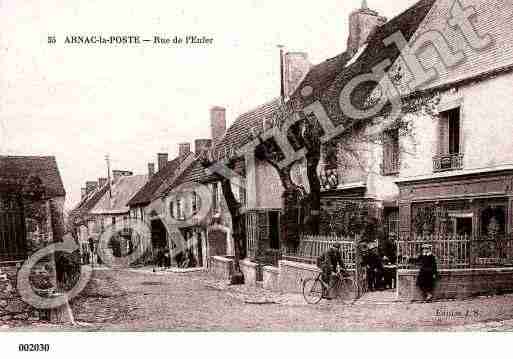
212,98,282,159
127,157,184,207
291,52,352,100
0,156,66,198
399,0,513,93
151,153,197,199
286,0,436,129
69,183,110,222
90,175,148,215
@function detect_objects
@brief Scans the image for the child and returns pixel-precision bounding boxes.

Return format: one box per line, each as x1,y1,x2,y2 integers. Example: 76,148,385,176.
416,244,438,302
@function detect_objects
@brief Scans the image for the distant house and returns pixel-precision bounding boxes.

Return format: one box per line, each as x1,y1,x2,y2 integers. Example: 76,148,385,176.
70,171,147,263
127,147,195,265
0,156,66,264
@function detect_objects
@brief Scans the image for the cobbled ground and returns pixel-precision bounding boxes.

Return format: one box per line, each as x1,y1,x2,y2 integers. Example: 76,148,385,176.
4,268,513,331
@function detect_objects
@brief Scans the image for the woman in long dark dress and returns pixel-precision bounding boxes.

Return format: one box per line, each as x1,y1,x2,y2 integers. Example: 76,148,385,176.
416,244,438,302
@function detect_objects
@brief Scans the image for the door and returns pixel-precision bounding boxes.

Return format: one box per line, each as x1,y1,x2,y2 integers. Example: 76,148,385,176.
0,193,27,262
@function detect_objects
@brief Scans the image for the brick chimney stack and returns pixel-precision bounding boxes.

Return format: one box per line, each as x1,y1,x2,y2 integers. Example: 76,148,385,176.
283,52,311,99
195,139,213,156
157,153,168,172
85,181,98,195
178,143,191,158
347,1,387,56
148,163,155,178
210,106,226,145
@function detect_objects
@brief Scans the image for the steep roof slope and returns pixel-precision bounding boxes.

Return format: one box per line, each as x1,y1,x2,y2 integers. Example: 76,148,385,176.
127,157,184,207
401,0,513,93
90,175,148,215
212,99,282,159
0,155,66,198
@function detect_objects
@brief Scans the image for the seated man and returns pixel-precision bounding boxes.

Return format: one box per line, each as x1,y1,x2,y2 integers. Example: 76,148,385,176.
317,243,347,298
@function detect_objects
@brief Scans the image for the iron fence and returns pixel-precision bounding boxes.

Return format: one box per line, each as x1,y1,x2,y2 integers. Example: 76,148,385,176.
397,234,513,269
282,234,358,267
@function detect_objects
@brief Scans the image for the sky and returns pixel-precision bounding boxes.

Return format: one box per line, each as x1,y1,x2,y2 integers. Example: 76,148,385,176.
0,0,417,209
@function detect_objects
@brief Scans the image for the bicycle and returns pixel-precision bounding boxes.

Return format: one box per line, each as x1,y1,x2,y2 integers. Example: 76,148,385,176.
303,271,358,304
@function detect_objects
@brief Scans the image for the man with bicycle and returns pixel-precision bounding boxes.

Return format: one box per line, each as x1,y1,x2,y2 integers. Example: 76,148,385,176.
317,243,348,299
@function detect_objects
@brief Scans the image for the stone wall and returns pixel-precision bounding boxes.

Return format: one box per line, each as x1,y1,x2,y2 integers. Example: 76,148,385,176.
262,266,280,292
239,259,262,286
0,265,43,322
278,260,320,294
398,268,513,301
208,256,234,281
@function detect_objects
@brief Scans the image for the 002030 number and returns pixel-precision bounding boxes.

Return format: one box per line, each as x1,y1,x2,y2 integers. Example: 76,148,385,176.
18,344,50,352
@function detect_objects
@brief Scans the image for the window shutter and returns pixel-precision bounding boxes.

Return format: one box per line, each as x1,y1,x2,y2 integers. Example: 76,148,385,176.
438,115,449,155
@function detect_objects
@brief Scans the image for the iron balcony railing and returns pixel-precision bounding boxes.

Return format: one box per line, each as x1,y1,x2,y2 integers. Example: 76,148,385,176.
433,153,464,172
382,153,400,176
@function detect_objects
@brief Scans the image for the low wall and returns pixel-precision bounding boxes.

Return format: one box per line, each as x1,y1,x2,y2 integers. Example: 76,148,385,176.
240,260,262,286
262,266,280,292
277,260,356,294
0,265,42,321
398,267,513,301
208,256,234,281
278,260,320,294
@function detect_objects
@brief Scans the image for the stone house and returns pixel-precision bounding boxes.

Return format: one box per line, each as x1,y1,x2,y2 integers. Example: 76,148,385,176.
255,0,513,299
0,156,66,319
127,146,200,265
70,171,147,263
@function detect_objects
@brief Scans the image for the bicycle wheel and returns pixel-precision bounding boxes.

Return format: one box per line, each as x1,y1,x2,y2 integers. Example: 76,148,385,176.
338,277,358,304
303,278,324,304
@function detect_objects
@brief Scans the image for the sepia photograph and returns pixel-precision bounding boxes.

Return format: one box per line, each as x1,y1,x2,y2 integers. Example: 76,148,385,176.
1,0,513,356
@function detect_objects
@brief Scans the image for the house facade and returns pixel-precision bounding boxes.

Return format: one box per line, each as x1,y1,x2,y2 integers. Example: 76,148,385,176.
70,171,147,264
0,156,66,318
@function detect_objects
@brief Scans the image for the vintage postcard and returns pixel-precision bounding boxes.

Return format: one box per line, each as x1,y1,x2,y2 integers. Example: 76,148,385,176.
1,0,512,355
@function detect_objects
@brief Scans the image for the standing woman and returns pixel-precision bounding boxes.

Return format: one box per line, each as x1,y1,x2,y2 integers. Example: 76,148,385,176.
416,244,439,302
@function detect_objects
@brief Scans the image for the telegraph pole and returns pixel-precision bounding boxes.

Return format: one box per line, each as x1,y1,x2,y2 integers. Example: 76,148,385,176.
105,154,112,199
278,44,285,104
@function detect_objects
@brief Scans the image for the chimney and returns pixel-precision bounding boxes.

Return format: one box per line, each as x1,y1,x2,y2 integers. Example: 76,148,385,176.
81,187,87,199
112,170,133,182
347,1,387,56
157,153,168,172
283,52,311,98
98,177,108,188
210,106,226,144
85,181,98,195
148,163,155,178
195,139,213,156
178,143,191,158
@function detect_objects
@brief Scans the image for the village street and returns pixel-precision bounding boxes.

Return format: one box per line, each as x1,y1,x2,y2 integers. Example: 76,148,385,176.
6,269,513,332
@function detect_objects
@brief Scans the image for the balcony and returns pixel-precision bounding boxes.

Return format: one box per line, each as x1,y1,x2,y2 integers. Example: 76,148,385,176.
433,153,464,173
382,154,400,176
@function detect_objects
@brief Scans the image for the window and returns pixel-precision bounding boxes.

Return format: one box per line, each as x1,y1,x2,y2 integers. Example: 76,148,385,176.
192,192,198,214
434,107,463,172
170,201,175,219
176,199,182,220
212,183,219,212
439,107,461,155
382,129,400,175
239,178,247,207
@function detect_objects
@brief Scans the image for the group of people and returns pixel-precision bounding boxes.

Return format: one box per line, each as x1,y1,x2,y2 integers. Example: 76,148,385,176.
317,242,439,302
361,243,397,291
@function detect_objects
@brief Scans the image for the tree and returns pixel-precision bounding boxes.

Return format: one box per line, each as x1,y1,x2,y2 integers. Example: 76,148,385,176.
201,157,245,284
